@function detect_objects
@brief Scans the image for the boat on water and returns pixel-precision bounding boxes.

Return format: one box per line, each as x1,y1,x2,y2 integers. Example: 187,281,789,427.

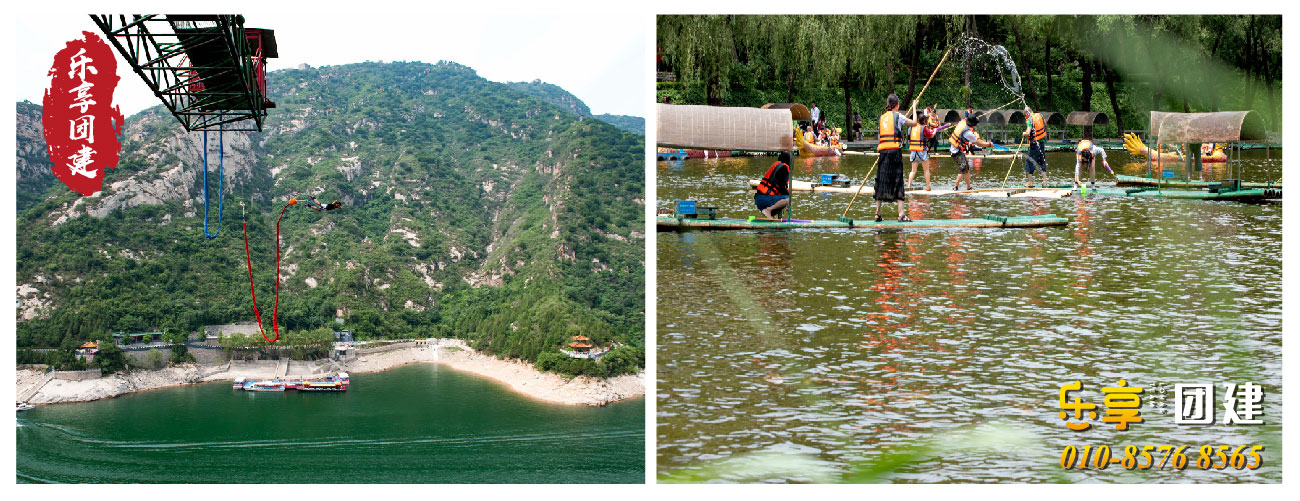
299,375,350,392
17,402,35,412
656,147,689,161
243,380,286,392
794,127,843,157
236,373,350,392
1123,133,1227,163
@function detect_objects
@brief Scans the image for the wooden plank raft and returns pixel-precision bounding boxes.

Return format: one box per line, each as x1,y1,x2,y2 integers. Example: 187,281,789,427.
657,214,1071,231
1114,174,1281,190
748,180,1072,198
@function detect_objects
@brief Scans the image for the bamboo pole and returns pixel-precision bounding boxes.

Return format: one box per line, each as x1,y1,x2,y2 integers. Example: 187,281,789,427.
848,46,953,219
999,133,1030,188
907,47,952,117
842,156,882,218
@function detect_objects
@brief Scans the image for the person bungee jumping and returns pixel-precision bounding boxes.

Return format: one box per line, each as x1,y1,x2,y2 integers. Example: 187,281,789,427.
755,151,792,219
304,195,343,211
874,93,919,222
949,116,996,191
1074,137,1110,189
1022,106,1050,188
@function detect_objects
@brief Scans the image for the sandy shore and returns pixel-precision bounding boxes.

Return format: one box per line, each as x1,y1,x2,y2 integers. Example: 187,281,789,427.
16,338,644,407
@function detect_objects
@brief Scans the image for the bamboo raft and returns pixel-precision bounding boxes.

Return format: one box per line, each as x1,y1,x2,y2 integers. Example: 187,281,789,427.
748,180,1072,198
1114,174,1281,190
851,150,1024,160
1090,187,1281,201
657,214,1071,231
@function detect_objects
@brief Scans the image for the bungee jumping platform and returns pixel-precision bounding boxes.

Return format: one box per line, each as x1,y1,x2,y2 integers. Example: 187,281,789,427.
656,213,1070,231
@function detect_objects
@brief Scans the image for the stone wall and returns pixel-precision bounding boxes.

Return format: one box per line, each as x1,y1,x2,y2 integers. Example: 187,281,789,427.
52,369,102,381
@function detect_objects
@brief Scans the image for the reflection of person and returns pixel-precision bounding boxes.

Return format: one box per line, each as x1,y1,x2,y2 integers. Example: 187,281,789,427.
1074,138,1109,188
874,93,918,222
1022,106,1049,187
754,151,792,218
949,116,995,190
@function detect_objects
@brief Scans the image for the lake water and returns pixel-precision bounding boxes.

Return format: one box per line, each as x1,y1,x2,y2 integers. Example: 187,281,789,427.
656,150,1282,483
17,364,645,483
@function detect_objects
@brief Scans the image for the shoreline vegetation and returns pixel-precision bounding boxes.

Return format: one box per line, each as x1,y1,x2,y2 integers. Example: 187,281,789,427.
16,338,644,407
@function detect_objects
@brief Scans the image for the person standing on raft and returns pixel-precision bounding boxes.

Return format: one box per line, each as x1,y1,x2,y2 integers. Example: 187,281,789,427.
906,110,938,191
874,93,919,222
1022,106,1050,187
949,116,996,191
755,151,792,219
1074,137,1110,189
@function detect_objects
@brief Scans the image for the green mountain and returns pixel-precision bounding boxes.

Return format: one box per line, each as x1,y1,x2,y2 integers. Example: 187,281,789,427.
15,61,644,376
508,80,645,135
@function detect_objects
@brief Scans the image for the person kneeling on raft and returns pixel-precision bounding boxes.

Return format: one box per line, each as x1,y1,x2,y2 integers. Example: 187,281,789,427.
1074,138,1110,189
755,151,792,218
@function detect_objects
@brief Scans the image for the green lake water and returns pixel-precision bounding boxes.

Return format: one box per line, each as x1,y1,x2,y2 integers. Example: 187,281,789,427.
656,150,1281,482
17,364,645,483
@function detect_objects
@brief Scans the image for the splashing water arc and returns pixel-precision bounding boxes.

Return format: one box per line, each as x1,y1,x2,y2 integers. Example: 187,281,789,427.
955,34,1024,102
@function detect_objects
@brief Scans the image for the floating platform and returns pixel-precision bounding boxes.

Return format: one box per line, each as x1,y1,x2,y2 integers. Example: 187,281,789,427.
749,180,1072,198
657,214,1070,231
1114,174,1281,190
1090,187,1280,202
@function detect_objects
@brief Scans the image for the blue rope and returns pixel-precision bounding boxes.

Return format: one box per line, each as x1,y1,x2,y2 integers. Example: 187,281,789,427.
202,128,225,239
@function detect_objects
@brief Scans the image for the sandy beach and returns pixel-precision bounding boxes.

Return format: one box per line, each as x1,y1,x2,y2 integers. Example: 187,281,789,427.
16,338,644,407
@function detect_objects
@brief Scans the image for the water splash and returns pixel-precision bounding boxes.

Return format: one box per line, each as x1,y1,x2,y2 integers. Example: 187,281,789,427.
955,34,1024,104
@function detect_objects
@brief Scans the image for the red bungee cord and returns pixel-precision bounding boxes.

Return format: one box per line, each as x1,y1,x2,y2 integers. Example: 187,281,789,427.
243,198,298,342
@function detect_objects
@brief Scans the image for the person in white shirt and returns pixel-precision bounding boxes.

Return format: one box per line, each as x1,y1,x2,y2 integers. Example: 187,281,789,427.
1074,138,1110,188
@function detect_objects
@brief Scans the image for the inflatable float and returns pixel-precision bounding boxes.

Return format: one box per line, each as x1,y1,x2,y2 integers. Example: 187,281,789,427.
794,127,843,157
1123,133,1227,163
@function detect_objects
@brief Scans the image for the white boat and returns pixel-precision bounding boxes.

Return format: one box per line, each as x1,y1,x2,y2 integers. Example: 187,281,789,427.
242,380,286,392
233,377,246,389
17,402,35,412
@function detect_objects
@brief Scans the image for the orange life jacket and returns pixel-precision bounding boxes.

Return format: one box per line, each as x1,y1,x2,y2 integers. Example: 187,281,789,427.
1077,140,1094,161
756,160,789,196
1029,113,1047,141
877,111,902,151
950,121,974,152
927,114,939,128
909,124,927,152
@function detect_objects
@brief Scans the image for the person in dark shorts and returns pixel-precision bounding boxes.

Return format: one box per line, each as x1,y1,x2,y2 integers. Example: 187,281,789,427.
754,151,792,218
874,93,919,222
1022,106,1050,187
948,116,995,190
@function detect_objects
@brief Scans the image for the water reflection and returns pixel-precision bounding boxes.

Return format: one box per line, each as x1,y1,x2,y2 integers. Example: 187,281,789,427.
657,151,1282,483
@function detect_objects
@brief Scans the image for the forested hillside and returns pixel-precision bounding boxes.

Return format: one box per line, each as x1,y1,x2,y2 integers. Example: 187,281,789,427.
657,15,1281,139
15,61,644,376
508,80,645,135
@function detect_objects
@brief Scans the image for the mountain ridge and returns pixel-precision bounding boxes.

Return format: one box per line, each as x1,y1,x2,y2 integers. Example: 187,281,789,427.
15,60,644,377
